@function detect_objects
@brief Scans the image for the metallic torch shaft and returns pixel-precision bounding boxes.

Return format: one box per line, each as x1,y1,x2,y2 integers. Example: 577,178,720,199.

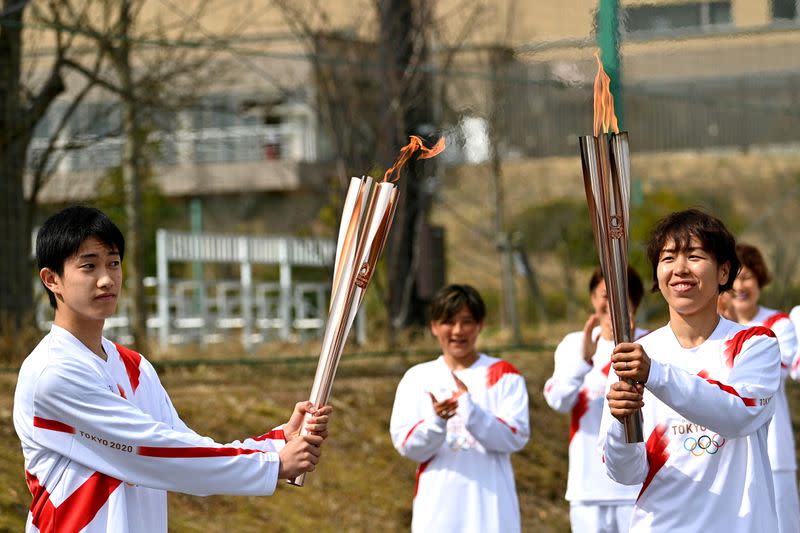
579,132,644,444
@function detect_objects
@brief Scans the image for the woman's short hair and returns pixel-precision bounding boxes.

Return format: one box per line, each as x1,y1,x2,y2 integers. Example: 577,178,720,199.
736,243,771,288
429,284,486,323
645,208,739,293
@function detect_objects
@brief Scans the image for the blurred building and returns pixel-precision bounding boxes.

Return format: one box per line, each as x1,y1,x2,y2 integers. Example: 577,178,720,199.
25,0,800,214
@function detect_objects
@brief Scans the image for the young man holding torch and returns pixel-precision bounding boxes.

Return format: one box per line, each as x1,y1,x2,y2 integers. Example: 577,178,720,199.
602,209,781,531
389,284,530,532
544,265,647,532
14,206,332,533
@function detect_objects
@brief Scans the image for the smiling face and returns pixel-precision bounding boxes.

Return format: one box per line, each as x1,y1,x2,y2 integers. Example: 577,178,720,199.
731,266,761,321
40,237,122,327
431,306,483,369
656,236,730,320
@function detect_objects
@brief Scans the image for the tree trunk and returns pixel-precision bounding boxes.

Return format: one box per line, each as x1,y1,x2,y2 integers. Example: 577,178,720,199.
0,2,35,334
379,0,434,339
117,0,148,351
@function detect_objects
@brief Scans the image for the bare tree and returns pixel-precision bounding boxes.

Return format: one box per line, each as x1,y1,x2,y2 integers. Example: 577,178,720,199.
272,0,482,343
0,0,104,340
48,0,224,351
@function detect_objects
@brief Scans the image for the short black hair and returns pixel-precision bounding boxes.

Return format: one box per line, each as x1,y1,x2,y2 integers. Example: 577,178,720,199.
588,265,645,309
429,284,486,323
36,206,125,309
645,208,739,293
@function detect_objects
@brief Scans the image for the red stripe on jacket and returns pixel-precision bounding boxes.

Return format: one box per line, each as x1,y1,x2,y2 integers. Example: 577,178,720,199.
137,446,266,458
113,342,142,393
569,389,589,444
486,360,520,388
724,327,775,368
253,429,285,442
496,417,518,434
26,470,122,533
33,416,75,434
763,312,790,330
704,378,757,406
402,420,425,449
638,424,670,500
413,459,432,498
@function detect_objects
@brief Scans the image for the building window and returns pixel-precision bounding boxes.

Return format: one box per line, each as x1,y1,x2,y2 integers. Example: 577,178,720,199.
772,0,799,20
623,1,732,34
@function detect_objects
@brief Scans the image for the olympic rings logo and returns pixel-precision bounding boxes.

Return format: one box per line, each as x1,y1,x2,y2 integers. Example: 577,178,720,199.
683,434,726,456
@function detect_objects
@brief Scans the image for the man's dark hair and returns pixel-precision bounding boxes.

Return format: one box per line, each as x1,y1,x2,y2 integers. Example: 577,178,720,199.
36,206,125,309
429,284,486,323
736,243,771,288
588,265,645,309
645,208,739,293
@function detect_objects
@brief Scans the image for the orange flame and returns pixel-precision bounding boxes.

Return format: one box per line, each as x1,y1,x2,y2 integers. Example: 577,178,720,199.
383,135,446,182
593,50,619,137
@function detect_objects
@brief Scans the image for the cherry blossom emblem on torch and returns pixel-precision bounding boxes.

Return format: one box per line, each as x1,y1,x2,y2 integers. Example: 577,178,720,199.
289,135,445,486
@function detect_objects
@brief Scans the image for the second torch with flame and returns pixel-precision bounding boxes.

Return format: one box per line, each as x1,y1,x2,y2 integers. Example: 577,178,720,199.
579,53,643,444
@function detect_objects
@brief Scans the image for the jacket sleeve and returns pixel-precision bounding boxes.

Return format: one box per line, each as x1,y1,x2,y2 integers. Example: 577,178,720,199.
389,370,447,463
768,316,799,380
603,417,649,486
461,372,530,453
543,333,592,413
32,359,280,497
645,331,780,439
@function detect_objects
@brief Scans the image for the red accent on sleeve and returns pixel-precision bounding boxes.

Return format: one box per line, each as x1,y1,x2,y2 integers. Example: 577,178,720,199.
569,389,589,443
601,361,613,377
136,446,266,458
413,459,432,498
638,424,670,500
495,417,519,434
486,360,520,388
723,327,775,368
113,343,142,393
33,416,75,434
704,378,757,407
26,470,122,533
544,382,554,394
253,429,285,442
402,420,425,449
763,312,790,330
697,369,709,379
117,384,127,399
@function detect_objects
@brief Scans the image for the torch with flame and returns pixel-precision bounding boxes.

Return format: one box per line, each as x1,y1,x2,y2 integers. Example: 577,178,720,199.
579,52,643,444
289,135,446,486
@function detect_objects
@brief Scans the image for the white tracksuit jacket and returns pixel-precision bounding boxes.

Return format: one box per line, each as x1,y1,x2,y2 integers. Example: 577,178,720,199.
389,353,530,533
13,325,286,533
544,327,647,505
600,318,780,532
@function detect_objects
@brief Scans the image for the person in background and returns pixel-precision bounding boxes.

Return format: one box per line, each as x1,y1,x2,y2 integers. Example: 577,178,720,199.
726,243,799,533
602,208,780,531
389,284,530,533
14,206,331,533
544,265,647,533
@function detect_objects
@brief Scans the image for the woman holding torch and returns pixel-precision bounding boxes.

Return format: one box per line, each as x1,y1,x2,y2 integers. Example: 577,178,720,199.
389,284,530,533
725,243,800,533
602,209,781,531
544,265,647,532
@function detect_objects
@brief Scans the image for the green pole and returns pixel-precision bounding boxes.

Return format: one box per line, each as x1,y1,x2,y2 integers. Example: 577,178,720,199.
597,0,623,130
190,198,204,314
